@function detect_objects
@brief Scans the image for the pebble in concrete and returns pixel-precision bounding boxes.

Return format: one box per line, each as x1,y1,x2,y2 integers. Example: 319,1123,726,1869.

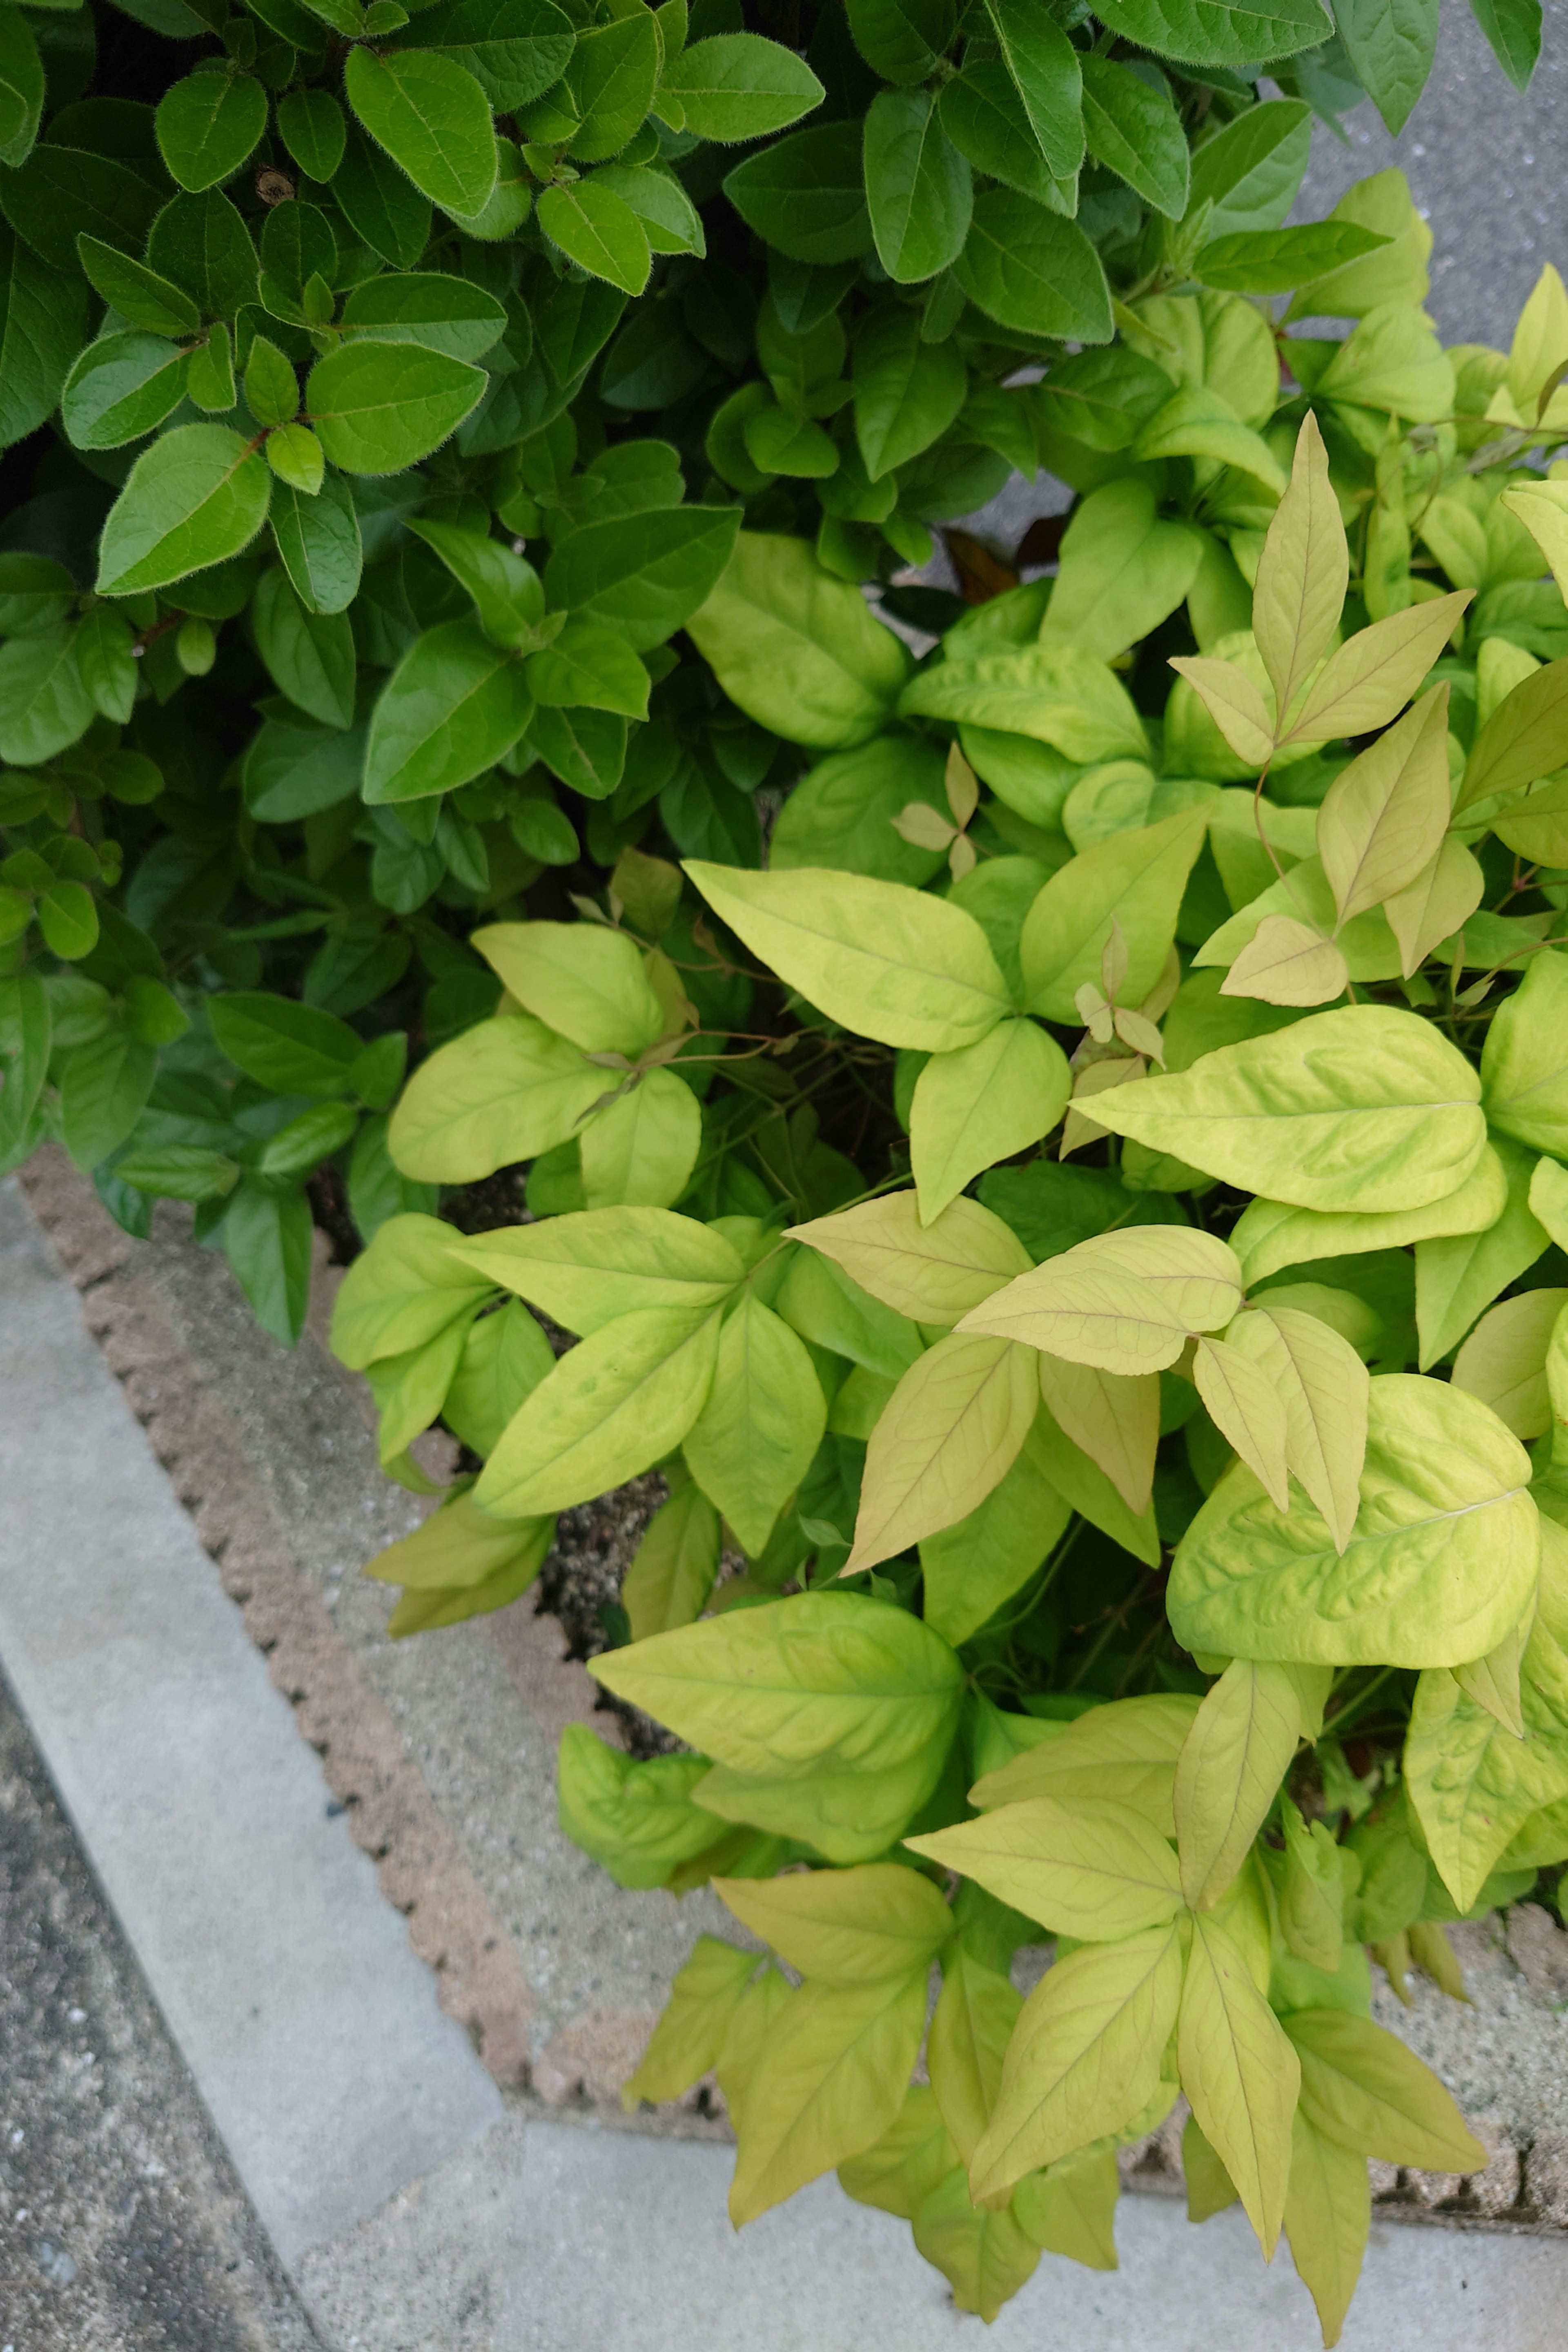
0,1184,501,2268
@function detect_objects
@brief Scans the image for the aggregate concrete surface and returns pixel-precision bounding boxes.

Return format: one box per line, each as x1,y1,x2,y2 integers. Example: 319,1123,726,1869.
0,1671,321,2352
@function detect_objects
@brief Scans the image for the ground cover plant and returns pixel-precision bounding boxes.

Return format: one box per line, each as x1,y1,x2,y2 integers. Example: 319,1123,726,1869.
0,0,1544,1335
331,239,1568,2343
0,0,1565,2339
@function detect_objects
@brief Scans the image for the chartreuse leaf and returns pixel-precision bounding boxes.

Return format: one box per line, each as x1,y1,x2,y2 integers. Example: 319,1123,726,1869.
789,1192,1028,1327
962,1227,1243,1376
727,1967,929,2222
1014,2145,1121,2270
1252,412,1346,733
1179,1914,1298,2258
1040,478,1205,664
1316,687,1451,931
1416,1134,1548,1372
472,920,662,1056
682,1294,827,1553
1452,1288,1568,1441
1221,1307,1369,1554
1169,1374,1540,1668
1087,1007,1486,1216
345,45,497,217
928,1947,1021,2166
1019,806,1210,1021
910,1021,1070,1224
1194,1332,1290,1506
306,342,486,474
684,862,1009,1052
1404,1517,1568,1909
1481,949,1568,1157
1278,1800,1348,1973
622,1934,758,2109
839,2084,958,2223
454,1211,742,1337
557,1731,723,1890
591,1589,964,1788
1036,1358,1159,1517
1228,1147,1507,1289
659,34,824,141
717,1862,951,1986
907,1795,1184,1940
1285,2009,1486,2172
442,1299,555,1459
96,425,271,595
914,2168,1042,2321
331,1210,496,1367
1279,592,1470,748
387,1014,610,1183
1283,2108,1370,2350
364,1488,552,1596
900,642,1146,763
847,1332,1040,1571
684,532,909,748
474,1304,721,1518
969,1924,1184,2203
1031,1399,1162,1567
621,1478,721,1641
579,1069,701,1211
1174,1659,1309,1912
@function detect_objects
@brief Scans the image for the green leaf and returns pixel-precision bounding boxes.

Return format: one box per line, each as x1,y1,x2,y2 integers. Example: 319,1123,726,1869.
363,617,532,802
0,5,42,174
208,989,361,1096
727,1968,930,2223
0,222,86,452
938,62,1069,207
1335,0,1437,134
955,190,1111,344
919,1435,1071,1647
156,69,267,193
272,469,362,615
0,143,162,275
557,10,659,162
252,567,355,730
544,506,740,652
660,33,824,141
96,424,271,596
914,2168,1042,2322
771,737,950,886
1089,1006,1486,1216
579,1067,701,1209
969,1924,1183,2201
537,180,651,296
1041,479,1205,666
334,116,432,268
276,87,348,183
1197,222,1390,294
0,626,92,765
339,276,506,370
407,519,542,650
1468,0,1541,88
407,0,577,112
222,1182,313,1347
1285,2009,1486,2172
854,304,968,479
684,532,909,748
526,616,649,719
1186,99,1311,238
74,610,138,726
592,1588,964,1787
473,920,662,1056
0,555,85,639
61,332,188,451
723,123,872,266
983,0,1082,179
306,340,486,474
622,1478,722,1640
1415,1134,1547,1370
75,235,198,338
899,641,1146,762
863,89,972,286
1079,56,1187,220
474,1302,720,1517
1481,949,1568,1158
1169,1373,1539,1668
910,1020,1071,1225
684,861,1009,1053
1179,1913,1299,2256
38,879,98,962
589,161,704,258
909,1795,1183,1940
1019,805,1209,1022
1174,1659,1306,1911
846,0,956,84
345,45,497,218
1093,0,1331,64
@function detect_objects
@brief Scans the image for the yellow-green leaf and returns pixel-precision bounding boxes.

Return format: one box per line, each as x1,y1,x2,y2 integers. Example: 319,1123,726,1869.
910,1018,1071,1223
1019,804,1211,1020
971,1692,1198,1835
1451,1287,1568,1441
452,1206,745,1335
1285,2009,1487,2172
1012,2145,1120,2268
1315,685,1452,928
621,1479,722,1640
907,1794,1185,1940
958,1225,1244,1374
473,918,664,1055
387,1013,608,1184
911,2167,1042,2322
919,1435,1072,1648
715,1862,952,1985
1036,1355,1158,1515
622,1935,758,2110
1283,2108,1370,2350
1193,1334,1290,1508
1178,1912,1299,2255
847,1331,1040,1571
683,1292,826,1552
929,1947,1022,2165
1221,1305,1368,1555
1252,412,1347,728
788,1190,1028,1326
1280,592,1471,747
1220,915,1348,1007
1175,1658,1304,1911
